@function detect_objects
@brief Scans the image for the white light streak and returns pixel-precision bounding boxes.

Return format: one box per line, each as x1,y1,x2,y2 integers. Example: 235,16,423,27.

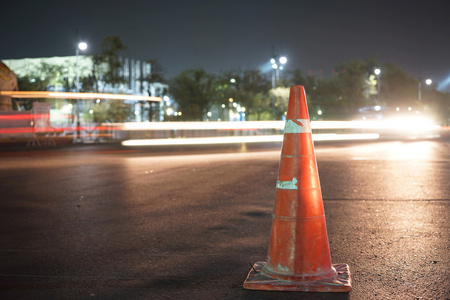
121,121,284,130
116,119,440,132
0,91,161,102
121,133,380,146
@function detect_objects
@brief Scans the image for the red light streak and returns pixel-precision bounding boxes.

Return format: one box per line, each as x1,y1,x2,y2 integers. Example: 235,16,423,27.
0,126,115,135
0,115,32,120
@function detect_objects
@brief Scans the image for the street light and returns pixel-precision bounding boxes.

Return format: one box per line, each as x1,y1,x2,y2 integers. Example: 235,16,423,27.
374,68,381,103
228,97,234,121
271,55,287,119
418,78,432,102
75,41,87,93
75,41,87,142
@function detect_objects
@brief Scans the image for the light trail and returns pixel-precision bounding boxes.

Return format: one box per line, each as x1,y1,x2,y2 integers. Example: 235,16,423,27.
121,133,380,146
116,117,441,131
0,91,161,102
120,121,284,131
0,125,112,135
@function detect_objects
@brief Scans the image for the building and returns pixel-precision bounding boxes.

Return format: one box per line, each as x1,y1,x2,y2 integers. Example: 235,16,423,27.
1,56,169,121
2,56,167,95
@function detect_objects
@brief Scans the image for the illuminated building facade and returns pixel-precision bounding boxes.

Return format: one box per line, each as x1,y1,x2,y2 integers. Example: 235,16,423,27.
2,56,167,97
1,56,169,122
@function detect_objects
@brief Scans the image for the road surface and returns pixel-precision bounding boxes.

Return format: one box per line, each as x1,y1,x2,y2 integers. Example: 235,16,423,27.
0,138,449,299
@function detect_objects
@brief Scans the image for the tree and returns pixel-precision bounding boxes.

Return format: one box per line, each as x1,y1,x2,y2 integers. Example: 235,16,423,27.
291,58,380,119
140,59,166,121
83,53,106,93
16,63,75,111
17,75,47,93
313,77,341,105
286,68,304,87
92,35,127,90
17,63,70,92
284,68,324,119
379,63,417,108
91,100,133,123
216,69,271,120
333,58,379,109
270,87,290,119
171,68,215,121
239,69,271,119
143,59,166,85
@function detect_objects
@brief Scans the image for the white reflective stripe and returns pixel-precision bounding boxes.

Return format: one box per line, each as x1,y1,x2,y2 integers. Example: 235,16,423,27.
284,119,311,133
276,177,298,190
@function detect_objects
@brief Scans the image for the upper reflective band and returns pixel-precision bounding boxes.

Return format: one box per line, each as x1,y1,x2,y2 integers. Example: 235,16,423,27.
276,177,298,190
284,119,311,133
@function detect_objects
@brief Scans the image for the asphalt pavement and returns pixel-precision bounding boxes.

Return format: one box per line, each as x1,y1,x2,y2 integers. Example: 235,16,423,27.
0,138,449,299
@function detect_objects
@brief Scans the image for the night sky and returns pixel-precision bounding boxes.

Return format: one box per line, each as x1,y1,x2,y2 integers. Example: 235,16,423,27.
3,0,450,91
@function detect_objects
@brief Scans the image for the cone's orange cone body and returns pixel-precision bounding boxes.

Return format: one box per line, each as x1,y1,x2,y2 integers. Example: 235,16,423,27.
243,86,352,292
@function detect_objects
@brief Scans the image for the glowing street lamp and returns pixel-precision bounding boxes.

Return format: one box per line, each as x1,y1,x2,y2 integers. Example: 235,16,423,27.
76,41,87,92
374,68,381,103
271,56,287,71
78,41,87,51
271,55,288,119
75,40,87,142
418,78,432,102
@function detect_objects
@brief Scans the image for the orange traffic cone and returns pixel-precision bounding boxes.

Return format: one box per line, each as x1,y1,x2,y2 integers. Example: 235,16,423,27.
243,85,352,292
